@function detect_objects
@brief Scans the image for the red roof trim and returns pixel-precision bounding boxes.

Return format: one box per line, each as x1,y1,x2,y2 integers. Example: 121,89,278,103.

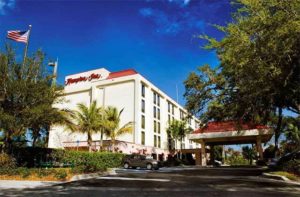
107,69,138,79
193,121,269,134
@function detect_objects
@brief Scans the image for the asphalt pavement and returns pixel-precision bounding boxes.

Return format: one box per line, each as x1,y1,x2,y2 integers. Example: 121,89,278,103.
0,166,300,197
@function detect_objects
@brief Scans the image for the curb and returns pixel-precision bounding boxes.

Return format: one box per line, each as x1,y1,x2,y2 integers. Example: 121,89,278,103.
262,173,300,185
262,172,290,181
69,168,117,181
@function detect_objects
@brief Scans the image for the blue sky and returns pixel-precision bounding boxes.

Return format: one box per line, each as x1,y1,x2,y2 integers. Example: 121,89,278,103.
0,0,233,106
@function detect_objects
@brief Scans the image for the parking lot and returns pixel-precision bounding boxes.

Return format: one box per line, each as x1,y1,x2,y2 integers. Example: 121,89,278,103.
1,166,300,197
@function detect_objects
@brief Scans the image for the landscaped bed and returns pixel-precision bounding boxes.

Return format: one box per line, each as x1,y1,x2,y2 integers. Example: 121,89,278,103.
0,150,124,181
269,171,300,182
0,168,75,181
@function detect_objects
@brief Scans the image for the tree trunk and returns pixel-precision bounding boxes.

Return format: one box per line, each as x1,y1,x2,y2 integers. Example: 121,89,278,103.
112,139,115,153
32,137,37,148
4,131,13,154
32,128,39,148
275,107,283,156
88,131,93,152
100,130,103,151
180,137,183,160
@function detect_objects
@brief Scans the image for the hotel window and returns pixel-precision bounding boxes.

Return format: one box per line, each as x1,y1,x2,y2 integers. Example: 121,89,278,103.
157,108,160,120
153,92,156,104
154,135,157,147
141,131,145,145
180,110,184,120
153,106,156,118
141,84,145,97
168,102,170,113
141,115,145,129
168,115,171,123
154,120,157,133
158,136,161,148
158,122,161,134
157,95,160,106
141,100,145,113
172,105,175,115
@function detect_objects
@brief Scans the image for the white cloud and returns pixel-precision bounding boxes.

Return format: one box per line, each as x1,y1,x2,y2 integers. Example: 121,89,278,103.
139,6,205,35
168,0,191,7
0,0,15,15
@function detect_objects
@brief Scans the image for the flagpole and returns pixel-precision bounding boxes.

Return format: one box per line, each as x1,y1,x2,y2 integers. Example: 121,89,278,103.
22,25,32,74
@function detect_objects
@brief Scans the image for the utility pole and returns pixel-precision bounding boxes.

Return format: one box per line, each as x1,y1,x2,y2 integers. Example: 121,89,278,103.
48,58,58,87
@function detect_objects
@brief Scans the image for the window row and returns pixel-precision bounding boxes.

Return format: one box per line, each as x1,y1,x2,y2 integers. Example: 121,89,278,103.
153,106,160,120
154,135,161,148
168,114,175,124
153,92,160,106
167,102,175,115
141,115,161,133
153,120,161,134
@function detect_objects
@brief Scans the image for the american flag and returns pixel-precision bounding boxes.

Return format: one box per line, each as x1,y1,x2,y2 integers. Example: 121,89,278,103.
7,30,29,43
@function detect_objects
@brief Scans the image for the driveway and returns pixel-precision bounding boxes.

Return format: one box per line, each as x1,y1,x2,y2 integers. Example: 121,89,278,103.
0,166,299,197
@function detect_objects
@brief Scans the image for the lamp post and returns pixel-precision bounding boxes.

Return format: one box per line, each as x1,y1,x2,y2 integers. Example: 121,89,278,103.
48,58,58,87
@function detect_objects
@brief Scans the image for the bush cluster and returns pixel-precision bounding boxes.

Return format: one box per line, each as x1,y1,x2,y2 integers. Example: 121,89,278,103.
225,155,249,166
0,167,68,180
0,153,16,169
0,150,124,178
280,160,300,176
51,150,124,173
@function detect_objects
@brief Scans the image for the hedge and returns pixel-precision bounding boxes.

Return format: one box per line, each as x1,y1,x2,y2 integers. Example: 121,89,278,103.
51,150,125,173
1,148,125,173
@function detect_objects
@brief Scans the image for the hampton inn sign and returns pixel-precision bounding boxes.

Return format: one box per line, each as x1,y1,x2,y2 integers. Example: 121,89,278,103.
65,73,102,85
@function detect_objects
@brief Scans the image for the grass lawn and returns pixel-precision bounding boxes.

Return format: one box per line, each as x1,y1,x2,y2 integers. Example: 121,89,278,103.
270,171,300,182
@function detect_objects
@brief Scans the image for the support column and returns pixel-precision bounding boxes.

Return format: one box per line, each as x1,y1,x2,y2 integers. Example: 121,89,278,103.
200,140,206,166
195,149,201,165
210,145,215,165
256,136,263,160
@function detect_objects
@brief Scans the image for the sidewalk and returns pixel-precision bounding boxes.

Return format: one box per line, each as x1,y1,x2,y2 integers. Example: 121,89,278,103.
0,180,62,189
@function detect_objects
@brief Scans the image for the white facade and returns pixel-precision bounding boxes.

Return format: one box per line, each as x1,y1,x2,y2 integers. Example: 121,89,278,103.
48,68,200,156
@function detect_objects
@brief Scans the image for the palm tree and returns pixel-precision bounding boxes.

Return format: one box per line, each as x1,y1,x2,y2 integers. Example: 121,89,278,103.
102,107,133,153
69,101,103,152
167,120,190,158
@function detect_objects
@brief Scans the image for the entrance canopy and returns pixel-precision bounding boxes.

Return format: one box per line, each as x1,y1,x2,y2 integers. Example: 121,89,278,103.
188,121,273,146
188,121,273,166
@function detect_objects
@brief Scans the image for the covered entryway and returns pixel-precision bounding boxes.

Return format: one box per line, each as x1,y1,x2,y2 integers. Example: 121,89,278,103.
188,121,273,166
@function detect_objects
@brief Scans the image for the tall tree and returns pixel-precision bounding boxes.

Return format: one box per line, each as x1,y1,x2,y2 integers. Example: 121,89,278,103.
68,101,103,152
102,107,133,153
242,146,256,165
184,0,300,151
166,120,191,154
0,45,68,152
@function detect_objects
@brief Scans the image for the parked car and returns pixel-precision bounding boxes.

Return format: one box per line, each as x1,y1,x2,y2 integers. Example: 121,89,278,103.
123,154,160,170
268,150,300,169
276,150,300,166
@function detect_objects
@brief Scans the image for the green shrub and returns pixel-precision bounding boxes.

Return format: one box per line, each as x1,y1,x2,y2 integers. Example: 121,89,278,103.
226,155,249,166
34,168,56,178
70,165,85,174
0,153,16,169
54,169,68,180
17,167,31,178
281,160,300,176
51,150,124,173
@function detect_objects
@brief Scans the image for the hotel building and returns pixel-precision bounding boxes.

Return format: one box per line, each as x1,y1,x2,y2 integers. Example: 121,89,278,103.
48,68,200,158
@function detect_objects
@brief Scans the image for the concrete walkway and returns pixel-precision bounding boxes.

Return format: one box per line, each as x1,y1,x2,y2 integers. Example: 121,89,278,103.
0,180,62,189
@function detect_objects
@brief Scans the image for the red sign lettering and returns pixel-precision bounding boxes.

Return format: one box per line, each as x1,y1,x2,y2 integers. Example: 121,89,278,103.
66,73,102,85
